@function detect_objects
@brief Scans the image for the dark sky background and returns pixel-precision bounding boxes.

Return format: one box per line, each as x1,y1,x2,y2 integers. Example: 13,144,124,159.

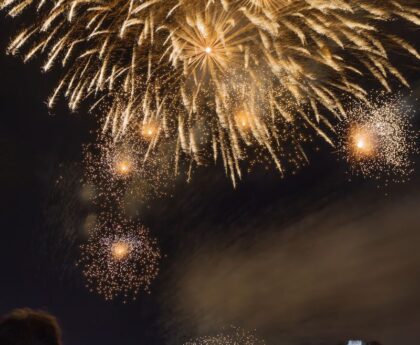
0,14,420,345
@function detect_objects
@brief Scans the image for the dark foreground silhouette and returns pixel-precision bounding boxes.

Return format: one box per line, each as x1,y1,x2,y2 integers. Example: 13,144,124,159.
0,309,62,345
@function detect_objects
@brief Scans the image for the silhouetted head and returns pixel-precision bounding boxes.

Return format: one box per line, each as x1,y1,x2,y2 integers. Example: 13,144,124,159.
0,309,62,345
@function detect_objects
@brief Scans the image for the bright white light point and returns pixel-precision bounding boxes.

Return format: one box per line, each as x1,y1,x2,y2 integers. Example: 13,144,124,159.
356,139,365,149
347,341,364,345
204,47,212,54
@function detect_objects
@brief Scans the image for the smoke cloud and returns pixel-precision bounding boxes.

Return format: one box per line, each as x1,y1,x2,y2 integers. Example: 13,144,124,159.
165,186,420,345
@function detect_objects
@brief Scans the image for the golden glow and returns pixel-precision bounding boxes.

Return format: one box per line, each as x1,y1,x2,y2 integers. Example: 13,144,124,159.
140,122,157,140
350,127,375,157
111,241,130,260
235,109,253,130
115,159,133,176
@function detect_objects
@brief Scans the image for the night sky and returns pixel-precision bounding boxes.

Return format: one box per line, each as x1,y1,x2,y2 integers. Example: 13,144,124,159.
1,13,420,345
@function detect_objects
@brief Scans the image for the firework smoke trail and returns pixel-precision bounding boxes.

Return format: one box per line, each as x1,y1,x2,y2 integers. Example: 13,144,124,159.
337,92,417,184
162,185,420,345
77,215,161,302
2,0,420,182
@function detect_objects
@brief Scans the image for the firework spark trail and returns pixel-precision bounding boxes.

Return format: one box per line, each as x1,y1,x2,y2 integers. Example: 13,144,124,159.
337,92,417,184
2,0,419,182
77,215,161,302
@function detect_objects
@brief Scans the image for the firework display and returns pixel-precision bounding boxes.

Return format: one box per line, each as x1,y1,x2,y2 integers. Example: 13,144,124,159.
184,327,265,345
78,216,161,301
338,93,417,183
2,0,419,183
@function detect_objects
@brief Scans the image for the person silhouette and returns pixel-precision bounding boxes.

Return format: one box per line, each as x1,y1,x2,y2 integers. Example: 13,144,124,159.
0,308,62,345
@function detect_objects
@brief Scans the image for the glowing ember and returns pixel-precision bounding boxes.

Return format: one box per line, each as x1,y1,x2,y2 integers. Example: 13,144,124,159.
115,159,133,176
111,241,130,260
235,110,253,130
350,127,376,157
140,123,157,140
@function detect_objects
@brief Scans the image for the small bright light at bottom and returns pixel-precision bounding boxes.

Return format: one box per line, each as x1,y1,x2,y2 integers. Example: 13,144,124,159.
347,341,365,345
204,46,212,54
353,134,372,153
111,241,130,260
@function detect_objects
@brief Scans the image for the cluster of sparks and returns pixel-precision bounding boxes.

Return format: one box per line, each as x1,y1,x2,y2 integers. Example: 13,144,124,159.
83,132,174,210
78,216,161,301
184,327,265,345
2,0,419,184
79,132,170,300
338,93,417,183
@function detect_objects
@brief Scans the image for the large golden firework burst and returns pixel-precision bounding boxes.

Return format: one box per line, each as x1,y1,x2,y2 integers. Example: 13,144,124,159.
2,0,419,184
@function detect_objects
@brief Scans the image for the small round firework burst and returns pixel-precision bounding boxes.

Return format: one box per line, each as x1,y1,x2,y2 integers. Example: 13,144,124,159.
184,327,265,345
78,216,161,302
338,93,417,184
83,132,175,209
90,137,140,182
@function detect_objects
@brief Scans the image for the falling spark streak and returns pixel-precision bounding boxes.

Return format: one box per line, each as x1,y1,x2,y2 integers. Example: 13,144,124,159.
2,0,419,183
